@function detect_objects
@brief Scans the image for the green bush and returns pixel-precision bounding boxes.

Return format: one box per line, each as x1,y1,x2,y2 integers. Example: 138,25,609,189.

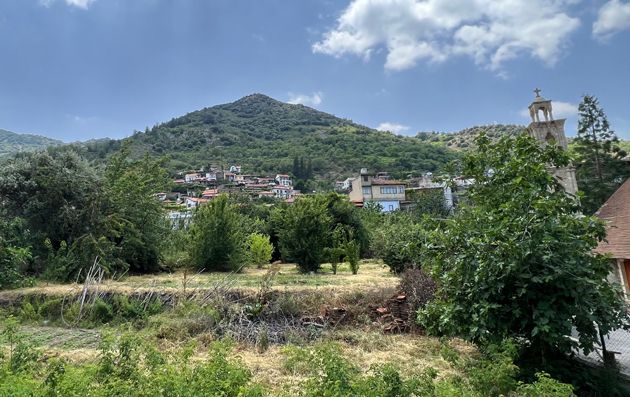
274,196,332,273
248,233,273,268
516,372,575,397
189,195,247,272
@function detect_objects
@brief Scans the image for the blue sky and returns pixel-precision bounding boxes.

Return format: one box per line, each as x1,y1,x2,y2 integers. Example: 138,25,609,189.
0,0,629,142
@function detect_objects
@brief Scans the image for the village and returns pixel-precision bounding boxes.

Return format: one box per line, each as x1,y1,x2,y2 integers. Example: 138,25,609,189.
162,164,474,222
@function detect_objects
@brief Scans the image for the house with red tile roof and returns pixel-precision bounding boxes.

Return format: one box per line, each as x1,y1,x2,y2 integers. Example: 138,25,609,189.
594,177,630,298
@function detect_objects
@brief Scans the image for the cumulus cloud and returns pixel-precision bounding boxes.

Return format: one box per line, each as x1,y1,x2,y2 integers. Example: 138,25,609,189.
40,0,95,9
287,92,323,107
593,0,630,40
520,100,577,120
313,0,580,72
376,122,410,134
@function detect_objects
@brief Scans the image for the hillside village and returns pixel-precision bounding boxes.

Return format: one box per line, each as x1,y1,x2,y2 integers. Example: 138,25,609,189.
162,163,475,222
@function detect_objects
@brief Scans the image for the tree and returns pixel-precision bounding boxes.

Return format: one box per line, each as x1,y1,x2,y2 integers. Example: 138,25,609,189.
0,218,31,290
247,233,273,269
0,150,105,278
189,195,246,272
322,193,369,256
574,95,630,214
418,133,629,361
104,147,171,273
274,195,332,272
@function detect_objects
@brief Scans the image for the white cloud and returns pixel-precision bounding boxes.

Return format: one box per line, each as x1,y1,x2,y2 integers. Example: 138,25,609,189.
287,92,323,107
40,0,95,9
593,0,630,40
519,100,577,120
313,0,580,72
376,122,410,134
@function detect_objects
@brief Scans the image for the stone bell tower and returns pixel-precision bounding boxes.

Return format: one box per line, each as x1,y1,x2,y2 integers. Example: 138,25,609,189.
526,88,578,196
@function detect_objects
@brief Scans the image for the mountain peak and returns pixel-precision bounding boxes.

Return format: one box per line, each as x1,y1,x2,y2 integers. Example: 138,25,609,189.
231,93,282,106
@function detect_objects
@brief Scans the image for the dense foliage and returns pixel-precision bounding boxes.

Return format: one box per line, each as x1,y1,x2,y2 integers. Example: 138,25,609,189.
247,233,273,268
0,147,171,282
188,195,247,272
274,195,332,272
418,134,629,359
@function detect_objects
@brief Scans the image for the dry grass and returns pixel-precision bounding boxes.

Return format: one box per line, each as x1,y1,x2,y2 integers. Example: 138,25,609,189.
0,258,464,395
12,326,475,395
0,260,397,301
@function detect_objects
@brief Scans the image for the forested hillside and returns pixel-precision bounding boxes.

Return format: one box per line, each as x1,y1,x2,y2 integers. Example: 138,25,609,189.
75,94,456,179
416,124,526,150
0,128,62,157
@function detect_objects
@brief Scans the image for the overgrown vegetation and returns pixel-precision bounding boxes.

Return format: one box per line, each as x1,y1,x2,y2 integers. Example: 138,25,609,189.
417,133,629,368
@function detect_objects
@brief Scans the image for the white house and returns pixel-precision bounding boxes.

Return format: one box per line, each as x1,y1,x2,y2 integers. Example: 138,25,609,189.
275,174,292,187
272,185,292,199
185,197,209,209
184,173,201,183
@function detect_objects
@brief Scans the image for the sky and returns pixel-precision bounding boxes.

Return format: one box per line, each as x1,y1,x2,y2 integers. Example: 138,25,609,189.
0,0,629,142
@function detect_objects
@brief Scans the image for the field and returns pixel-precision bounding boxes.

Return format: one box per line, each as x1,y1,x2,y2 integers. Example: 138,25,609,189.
0,260,482,395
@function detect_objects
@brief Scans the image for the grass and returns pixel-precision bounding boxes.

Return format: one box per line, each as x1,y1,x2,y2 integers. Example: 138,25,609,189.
0,259,470,395
0,260,397,300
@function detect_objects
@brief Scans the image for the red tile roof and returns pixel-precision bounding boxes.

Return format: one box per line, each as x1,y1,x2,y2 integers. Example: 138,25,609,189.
594,177,630,259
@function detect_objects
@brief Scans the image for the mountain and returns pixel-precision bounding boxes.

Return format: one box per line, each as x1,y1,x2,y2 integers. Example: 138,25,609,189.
416,124,526,151
77,94,457,180
0,129,62,157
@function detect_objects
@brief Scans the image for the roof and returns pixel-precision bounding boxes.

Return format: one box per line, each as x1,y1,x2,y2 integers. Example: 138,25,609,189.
201,189,219,197
186,197,209,203
594,177,630,259
276,174,291,178
371,178,405,186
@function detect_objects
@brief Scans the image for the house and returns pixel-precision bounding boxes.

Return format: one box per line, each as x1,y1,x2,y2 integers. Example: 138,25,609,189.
272,185,293,199
275,174,292,187
185,197,209,209
405,173,474,211
201,189,219,200
184,173,201,183
348,168,406,212
205,172,217,182
336,177,355,192
258,191,275,199
594,177,630,299
229,165,242,174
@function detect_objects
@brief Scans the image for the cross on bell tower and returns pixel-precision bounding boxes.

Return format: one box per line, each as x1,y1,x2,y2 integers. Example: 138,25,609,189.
528,88,554,123
525,89,577,195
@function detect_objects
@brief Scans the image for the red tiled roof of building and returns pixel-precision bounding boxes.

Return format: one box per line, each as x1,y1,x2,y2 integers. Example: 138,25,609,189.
371,178,405,186
594,177,630,259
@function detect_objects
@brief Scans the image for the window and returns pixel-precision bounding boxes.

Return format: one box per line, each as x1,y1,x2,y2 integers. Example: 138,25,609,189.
380,186,400,194
363,175,368,182
398,186,404,193
362,186,371,195
388,205,394,211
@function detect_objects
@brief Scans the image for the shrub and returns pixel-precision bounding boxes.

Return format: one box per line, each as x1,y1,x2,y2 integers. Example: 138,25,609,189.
399,268,436,315
90,299,114,324
248,233,273,268
516,372,576,397
345,240,360,275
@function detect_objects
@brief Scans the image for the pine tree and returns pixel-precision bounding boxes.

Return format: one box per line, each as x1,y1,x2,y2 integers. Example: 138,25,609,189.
574,95,630,213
